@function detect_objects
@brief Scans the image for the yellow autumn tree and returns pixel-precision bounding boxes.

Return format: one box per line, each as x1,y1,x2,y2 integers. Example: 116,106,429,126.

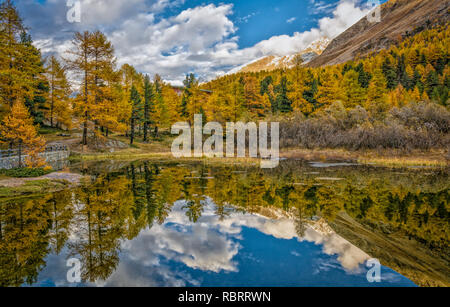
387,84,408,108
0,100,45,167
66,31,118,145
45,55,72,129
316,68,342,107
366,69,389,118
341,70,367,108
243,75,264,117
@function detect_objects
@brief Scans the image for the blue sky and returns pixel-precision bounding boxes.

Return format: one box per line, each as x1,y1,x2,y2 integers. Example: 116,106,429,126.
161,0,318,48
18,0,386,84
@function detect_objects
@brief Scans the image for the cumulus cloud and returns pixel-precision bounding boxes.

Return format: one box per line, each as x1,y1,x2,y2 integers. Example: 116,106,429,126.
117,200,370,278
318,0,370,38
242,0,369,56
21,0,370,84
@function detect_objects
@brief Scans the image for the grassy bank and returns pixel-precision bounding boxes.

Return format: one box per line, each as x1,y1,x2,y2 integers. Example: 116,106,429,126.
70,151,261,167
68,146,449,168
0,179,70,199
44,127,449,168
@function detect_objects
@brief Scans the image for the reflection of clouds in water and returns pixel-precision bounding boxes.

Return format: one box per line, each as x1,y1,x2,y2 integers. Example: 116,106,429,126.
38,198,371,286
109,198,370,287
313,258,342,275
201,200,370,272
94,259,200,287
301,228,370,271
122,212,241,273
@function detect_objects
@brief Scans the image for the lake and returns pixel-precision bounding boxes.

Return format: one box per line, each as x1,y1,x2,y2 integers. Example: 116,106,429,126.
0,159,448,287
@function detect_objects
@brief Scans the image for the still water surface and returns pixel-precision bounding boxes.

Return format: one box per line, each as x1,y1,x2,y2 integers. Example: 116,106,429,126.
0,160,448,287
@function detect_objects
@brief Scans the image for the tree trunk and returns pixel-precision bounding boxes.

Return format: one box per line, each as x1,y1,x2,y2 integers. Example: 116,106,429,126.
50,61,54,128
83,37,89,146
143,122,148,143
18,142,22,168
130,118,135,145
83,115,88,146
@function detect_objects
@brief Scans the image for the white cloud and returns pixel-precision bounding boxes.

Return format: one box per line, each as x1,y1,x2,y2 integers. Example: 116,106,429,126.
309,0,339,15
27,0,370,84
286,17,297,24
318,0,370,38
79,0,148,26
240,0,369,57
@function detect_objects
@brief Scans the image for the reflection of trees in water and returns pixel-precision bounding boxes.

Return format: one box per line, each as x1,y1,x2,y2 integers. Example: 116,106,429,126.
0,191,73,286
69,174,131,282
1,161,448,285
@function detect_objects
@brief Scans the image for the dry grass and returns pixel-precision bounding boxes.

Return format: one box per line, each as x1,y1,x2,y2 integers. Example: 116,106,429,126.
282,148,449,168
72,150,261,166
72,144,449,168
281,148,358,161
358,157,448,168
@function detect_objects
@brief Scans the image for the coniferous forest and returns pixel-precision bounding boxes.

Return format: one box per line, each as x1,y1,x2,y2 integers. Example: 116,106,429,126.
0,0,449,164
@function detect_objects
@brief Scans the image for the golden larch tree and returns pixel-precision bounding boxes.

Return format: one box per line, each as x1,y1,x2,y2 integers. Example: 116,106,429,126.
45,55,72,129
0,100,45,167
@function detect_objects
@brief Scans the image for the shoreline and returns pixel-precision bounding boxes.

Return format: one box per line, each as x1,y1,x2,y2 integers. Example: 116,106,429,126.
1,148,447,199
0,172,85,200
69,148,449,168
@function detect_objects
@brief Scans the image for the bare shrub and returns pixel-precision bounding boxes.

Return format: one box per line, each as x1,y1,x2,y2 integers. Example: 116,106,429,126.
389,102,450,133
280,102,450,150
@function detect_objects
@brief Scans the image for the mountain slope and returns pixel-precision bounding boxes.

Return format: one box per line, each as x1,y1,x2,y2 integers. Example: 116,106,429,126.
235,37,330,74
308,0,450,67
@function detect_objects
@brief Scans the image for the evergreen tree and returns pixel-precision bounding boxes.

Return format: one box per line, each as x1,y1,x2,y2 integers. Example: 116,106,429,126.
382,58,398,90
260,75,275,107
302,70,318,112
129,85,141,145
355,63,372,89
0,0,46,120
143,75,155,142
181,73,196,119
425,70,440,99
274,76,292,113
413,68,424,93
20,32,48,125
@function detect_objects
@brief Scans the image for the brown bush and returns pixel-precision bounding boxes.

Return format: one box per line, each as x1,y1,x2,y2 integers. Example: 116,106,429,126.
280,102,450,150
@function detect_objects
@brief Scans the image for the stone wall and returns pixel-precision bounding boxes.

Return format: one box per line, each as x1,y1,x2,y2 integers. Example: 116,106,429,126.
0,151,70,170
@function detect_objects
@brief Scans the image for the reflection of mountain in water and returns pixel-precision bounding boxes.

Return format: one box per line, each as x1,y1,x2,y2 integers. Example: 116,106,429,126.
0,160,447,286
